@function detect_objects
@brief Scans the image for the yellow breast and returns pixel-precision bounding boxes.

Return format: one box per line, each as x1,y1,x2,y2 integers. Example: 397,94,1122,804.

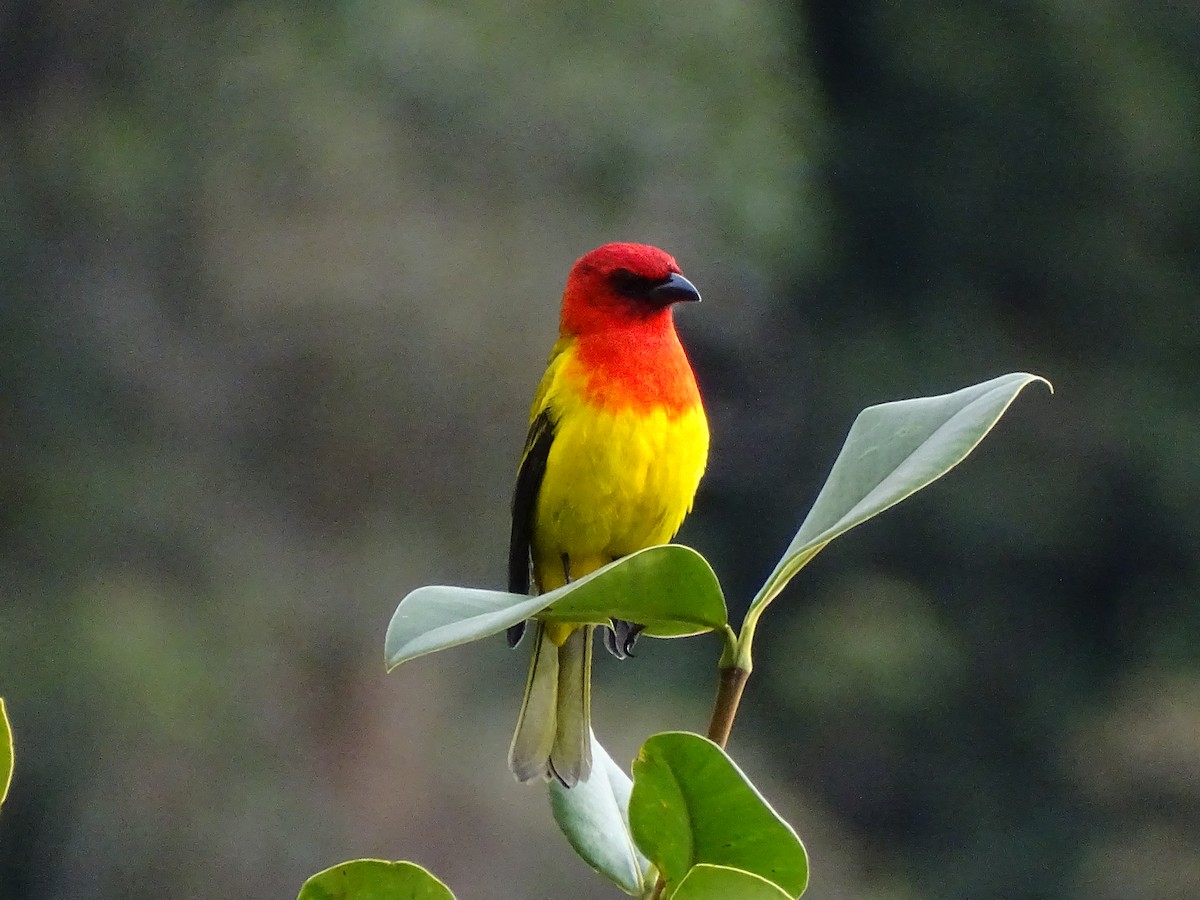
530,341,709,591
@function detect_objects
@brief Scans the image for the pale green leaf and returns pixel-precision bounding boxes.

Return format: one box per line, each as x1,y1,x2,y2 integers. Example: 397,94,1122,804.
386,545,726,669
747,373,1051,632
540,545,726,639
385,586,548,669
630,732,808,898
549,732,650,895
297,859,454,900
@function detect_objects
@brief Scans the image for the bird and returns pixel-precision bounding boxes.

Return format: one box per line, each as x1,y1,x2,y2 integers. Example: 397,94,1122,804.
506,242,709,786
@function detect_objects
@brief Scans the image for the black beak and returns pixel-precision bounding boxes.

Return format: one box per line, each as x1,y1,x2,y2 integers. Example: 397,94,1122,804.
648,272,701,305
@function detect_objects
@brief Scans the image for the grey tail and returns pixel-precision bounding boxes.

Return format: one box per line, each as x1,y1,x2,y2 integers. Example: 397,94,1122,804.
508,624,593,787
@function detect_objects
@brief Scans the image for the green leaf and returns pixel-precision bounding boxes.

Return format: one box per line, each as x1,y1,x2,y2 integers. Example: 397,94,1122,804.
745,372,1051,638
385,585,550,669
629,732,808,898
549,732,650,895
297,859,455,900
0,698,12,808
671,864,795,900
540,545,726,639
386,545,726,669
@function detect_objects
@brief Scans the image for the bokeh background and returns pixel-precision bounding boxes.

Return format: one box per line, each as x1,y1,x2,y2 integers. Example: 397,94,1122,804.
2,1,1198,898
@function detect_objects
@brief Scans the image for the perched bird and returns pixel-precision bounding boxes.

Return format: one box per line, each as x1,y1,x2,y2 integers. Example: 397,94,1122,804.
507,242,709,786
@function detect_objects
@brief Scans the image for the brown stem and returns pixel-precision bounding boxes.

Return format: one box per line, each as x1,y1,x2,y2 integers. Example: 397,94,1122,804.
706,665,750,748
648,664,752,898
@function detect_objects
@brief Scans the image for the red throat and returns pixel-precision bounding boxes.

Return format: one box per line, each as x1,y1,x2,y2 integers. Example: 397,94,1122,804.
570,324,700,415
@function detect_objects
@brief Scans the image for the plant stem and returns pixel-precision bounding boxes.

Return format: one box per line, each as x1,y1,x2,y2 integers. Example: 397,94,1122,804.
707,665,750,748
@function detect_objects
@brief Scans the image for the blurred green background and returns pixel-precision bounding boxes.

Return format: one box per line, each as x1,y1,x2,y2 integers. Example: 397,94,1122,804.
2,1,1198,898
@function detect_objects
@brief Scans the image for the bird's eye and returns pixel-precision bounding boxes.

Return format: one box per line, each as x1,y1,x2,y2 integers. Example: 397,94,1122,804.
609,268,663,298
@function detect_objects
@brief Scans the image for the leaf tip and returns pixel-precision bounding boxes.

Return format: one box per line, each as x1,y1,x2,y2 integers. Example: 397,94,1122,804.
1017,371,1054,395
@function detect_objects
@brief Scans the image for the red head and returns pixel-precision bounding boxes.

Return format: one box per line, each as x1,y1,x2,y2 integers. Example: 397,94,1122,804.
560,243,701,337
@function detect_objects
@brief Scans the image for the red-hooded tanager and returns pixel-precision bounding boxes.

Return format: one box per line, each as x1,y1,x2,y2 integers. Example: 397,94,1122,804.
507,242,709,786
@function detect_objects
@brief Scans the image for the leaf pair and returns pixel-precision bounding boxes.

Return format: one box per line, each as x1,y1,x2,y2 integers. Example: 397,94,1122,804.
553,732,808,898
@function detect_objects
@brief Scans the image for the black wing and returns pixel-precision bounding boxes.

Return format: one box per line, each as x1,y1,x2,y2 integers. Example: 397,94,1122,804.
506,409,555,646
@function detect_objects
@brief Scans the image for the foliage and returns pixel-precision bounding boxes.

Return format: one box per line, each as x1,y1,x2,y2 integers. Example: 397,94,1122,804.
550,735,647,895
629,732,808,897
352,374,1047,897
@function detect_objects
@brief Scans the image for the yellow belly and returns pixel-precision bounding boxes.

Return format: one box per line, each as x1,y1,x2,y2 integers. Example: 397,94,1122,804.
531,399,709,592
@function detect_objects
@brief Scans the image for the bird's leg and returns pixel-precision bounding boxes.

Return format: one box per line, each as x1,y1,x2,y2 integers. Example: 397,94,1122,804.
602,554,645,660
604,620,645,659
561,553,571,583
